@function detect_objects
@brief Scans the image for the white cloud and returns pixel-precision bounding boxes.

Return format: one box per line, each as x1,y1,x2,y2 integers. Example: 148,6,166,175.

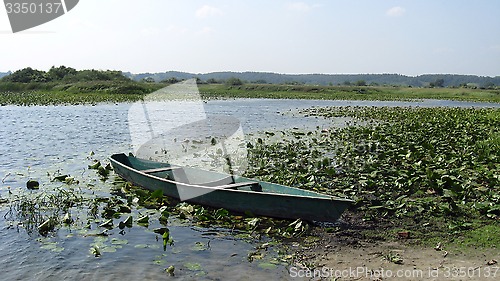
287,2,312,12
386,6,406,17
197,26,214,36
140,27,161,36
195,5,223,19
166,25,189,35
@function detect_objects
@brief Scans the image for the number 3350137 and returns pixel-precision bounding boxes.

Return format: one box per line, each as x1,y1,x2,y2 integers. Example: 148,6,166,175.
5,2,63,14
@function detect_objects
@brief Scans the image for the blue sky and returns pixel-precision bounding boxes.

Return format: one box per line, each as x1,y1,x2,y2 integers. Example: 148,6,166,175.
1,0,499,76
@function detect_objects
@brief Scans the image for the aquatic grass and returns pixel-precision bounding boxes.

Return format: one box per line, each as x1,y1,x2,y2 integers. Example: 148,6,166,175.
6,185,86,235
3,156,297,276
198,84,500,103
0,90,145,106
5,162,137,240
0,79,163,105
1,84,500,105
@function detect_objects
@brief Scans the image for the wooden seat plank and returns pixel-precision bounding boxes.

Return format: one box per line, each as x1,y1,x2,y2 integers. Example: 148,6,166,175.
219,181,261,190
141,166,180,174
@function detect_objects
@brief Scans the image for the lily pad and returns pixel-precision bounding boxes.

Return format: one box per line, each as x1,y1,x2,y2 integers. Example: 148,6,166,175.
258,263,277,270
111,238,128,245
184,262,202,271
191,241,208,251
40,242,64,252
137,215,149,224
101,246,118,253
135,244,160,249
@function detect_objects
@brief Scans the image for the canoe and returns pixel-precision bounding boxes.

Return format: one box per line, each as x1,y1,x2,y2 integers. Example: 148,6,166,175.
110,153,354,222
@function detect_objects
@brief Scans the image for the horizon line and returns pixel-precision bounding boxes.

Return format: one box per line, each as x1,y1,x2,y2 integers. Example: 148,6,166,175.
1,68,498,78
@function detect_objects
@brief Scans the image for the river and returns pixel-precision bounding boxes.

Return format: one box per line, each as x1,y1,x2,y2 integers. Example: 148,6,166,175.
0,98,498,280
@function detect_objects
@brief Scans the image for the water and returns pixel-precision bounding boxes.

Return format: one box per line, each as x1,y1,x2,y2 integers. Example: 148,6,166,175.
0,99,498,280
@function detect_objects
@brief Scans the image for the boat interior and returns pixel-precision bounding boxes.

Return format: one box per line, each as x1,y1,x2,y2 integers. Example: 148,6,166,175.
140,166,262,191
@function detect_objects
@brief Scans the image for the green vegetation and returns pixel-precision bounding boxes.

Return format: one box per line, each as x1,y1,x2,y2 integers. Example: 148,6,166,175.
244,106,500,246
126,71,500,88
199,84,500,102
4,156,308,263
458,224,500,248
3,105,498,267
0,90,146,106
3,67,499,272
0,66,162,105
1,67,499,105
224,77,244,86
3,66,128,84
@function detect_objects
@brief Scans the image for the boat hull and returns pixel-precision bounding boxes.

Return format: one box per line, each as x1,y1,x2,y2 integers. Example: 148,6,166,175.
110,153,353,222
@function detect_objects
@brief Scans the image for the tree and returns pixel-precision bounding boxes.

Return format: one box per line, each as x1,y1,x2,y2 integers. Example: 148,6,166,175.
225,77,243,86
206,78,219,84
482,82,495,89
1,67,47,83
430,78,445,88
161,77,180,84
355,80,366,86
47,65,77,81
194,77,204,84
141,77,155,83
65,69,130,82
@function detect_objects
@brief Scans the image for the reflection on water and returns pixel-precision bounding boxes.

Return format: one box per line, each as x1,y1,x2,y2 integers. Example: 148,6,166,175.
0,98,498,280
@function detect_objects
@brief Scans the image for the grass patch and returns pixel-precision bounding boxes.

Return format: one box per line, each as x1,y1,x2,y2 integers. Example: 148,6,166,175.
0,81,163,105
199,84,500,103
1,83,499,105
457,223,500,248
0,91,145,106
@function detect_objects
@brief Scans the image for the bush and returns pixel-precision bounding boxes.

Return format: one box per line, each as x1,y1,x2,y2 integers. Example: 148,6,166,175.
225,77,244,86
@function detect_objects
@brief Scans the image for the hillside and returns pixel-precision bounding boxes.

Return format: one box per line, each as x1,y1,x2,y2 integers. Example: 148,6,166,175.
0,67,160,95
124,71,500,88
2,67,498,88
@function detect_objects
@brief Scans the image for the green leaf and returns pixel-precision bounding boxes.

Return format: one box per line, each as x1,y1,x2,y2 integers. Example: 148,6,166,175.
150,189,163,199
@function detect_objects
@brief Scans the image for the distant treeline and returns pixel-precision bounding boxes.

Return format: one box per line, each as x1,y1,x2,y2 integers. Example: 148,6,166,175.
1,66,129,83
0,66,159,94
1,67,499,89
125,71,500,88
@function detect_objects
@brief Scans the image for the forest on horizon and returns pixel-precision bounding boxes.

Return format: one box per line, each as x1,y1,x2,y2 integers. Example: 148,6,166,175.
1,66,499,89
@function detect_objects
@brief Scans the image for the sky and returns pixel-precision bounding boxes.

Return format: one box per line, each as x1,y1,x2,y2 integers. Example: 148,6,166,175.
0,0,499,76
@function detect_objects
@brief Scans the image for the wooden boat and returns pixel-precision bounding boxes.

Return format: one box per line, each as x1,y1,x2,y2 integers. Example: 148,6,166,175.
110,153,354,222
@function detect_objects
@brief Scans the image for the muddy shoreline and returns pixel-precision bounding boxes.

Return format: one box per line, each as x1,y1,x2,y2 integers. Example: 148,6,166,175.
289,213,499,281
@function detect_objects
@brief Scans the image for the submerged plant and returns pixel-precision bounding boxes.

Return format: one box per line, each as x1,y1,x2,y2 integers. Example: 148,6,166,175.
7,186,86,235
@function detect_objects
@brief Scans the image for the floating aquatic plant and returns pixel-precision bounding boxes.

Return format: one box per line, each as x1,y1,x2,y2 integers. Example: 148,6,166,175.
245,106,499,236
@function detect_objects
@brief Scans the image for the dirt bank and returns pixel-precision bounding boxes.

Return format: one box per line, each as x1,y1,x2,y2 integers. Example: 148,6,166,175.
291,226,499,281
